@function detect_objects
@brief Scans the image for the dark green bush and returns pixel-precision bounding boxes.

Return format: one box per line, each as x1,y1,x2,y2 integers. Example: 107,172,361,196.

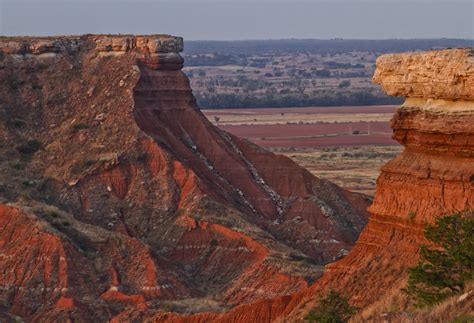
16,140,42,155
12,119,26,129
403,212,474,307
71,123,90,131
305,291,356,322
338,80,351,88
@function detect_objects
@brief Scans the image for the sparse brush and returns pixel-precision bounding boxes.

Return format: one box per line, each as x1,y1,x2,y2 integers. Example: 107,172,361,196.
16,140,42,155
305,291,356,323
71,123,90,131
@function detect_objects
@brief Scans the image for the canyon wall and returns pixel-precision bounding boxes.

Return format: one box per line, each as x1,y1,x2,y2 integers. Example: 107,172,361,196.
1,35,469,322
0,35,369,321
149,48,474,322
309,48,474,308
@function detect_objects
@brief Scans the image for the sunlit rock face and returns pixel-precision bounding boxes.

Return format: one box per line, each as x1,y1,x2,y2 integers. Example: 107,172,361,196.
317,49,474,315
0,35,369,321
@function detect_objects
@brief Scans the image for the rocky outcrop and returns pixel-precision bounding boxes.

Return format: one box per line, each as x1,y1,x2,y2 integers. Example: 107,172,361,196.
373,49,474,100
0,35,369,321
301,49,474,316
148,48,474,322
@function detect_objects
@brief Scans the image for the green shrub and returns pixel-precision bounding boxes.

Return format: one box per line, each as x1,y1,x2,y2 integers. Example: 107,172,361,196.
289,253,307,262
71,123,90,131
16,140,42,155
84,160,96,167
133,152,148,163
338,80,351,88
46,211,59,219
305,291,356,322
12,119,26,129
10,162,26,170
403,212,474,307
161,302,173,312
452,315,474,323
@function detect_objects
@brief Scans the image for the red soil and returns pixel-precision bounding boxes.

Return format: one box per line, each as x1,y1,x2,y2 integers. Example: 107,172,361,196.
221,122,397,148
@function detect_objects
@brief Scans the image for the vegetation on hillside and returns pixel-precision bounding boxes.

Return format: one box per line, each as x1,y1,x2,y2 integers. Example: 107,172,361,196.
403,211,474,307
305,291,356,323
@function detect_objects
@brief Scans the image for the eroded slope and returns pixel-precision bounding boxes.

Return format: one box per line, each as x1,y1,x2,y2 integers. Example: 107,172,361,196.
147,48,474,323
0,35,369,321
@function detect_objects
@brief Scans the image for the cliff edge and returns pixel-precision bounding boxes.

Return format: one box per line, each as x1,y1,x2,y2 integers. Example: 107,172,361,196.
0,35,369,321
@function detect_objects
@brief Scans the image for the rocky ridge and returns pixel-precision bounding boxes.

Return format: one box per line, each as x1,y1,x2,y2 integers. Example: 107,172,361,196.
0,35,369,321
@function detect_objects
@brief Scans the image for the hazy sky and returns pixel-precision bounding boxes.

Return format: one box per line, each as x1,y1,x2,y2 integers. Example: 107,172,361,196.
0,0,472,40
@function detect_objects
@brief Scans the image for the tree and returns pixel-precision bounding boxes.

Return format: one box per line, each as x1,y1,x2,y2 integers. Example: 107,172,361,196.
403,212,474,307
338,80,351,88
305,291,356,323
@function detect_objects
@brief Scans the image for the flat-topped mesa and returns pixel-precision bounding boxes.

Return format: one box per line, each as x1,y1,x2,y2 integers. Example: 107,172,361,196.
93,35,184,70
0,34,184,70
0,37,82,57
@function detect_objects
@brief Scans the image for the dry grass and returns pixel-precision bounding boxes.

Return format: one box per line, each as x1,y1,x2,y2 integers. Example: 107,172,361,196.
351,282,474,323
274,146,402,196
161,297,229,314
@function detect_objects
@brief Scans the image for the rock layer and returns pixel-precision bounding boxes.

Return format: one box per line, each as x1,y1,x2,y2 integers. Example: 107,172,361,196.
0,35,369,321
296,52,474,315
373,49,474,100
148,48,474,322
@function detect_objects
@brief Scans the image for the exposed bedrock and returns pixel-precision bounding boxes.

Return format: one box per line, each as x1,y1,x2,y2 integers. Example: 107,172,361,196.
372,49,474,100
150,48,474,322
0,35,369,321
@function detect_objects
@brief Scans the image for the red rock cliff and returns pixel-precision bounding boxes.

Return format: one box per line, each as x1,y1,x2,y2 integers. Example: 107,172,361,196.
312,48,474,308
0,35,369,321
150,48,474,322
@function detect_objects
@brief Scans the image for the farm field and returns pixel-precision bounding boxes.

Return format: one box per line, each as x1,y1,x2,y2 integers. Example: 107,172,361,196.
203,105,401,195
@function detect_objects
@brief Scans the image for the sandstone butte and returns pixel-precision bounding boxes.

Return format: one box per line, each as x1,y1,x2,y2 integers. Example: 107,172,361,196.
0,35,371,321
